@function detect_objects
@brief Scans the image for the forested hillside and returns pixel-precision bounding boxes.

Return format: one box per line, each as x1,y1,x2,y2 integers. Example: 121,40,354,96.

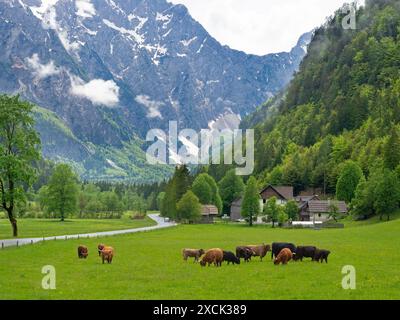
239,0,400,219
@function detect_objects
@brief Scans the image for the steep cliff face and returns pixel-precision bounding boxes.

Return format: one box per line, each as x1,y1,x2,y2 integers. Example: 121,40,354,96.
0,0,310,182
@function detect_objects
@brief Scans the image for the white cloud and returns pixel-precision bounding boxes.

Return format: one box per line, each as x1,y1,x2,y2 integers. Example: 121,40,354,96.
135,95,164,119
170,0,365,55
70,76,120,107
76,0,96,19
25,54,61,80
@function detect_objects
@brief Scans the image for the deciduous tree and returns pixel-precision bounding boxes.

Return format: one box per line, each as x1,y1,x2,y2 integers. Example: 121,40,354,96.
336,161,364,203
0,95,40,236
176,190,202,223
46,164,79,221
241,177,260,227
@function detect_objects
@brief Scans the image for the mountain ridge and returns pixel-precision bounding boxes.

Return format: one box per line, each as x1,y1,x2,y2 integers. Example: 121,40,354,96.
0,0,310,182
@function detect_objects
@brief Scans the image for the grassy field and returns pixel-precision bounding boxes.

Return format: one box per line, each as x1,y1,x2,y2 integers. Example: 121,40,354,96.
0,217,399,300
0,217,156,240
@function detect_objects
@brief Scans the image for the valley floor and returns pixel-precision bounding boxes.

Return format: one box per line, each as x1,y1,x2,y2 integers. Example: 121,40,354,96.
0,217,156,240
0,218,399,300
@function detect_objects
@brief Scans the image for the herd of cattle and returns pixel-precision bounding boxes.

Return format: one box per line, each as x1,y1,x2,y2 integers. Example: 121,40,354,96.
77,244,114,264
182,243,331,267
76,242,330,267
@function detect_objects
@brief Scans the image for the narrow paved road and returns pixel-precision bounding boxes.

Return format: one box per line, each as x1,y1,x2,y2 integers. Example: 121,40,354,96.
0,214,177,249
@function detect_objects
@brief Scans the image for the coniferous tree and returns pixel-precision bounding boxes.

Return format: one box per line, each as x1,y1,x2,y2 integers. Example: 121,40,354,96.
156,192,166,212
374,169,400,221
384,127,400,170
161,165,190,219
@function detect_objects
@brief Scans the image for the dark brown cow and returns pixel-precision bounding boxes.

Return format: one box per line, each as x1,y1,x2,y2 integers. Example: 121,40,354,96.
294,246,317,261
313,249,331,263
223,251,240,265
98,244,105,256
271,243,296,260
78,245,88,259
236,246,253,262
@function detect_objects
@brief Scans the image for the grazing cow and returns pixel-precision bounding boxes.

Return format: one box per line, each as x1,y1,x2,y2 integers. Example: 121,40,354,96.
245,244,271,261
98,244,105,256
78,245,88,259
182,249,205,263
223,251,240,265
101,246,114,264
236,246,254,262
200,248,224,267
271,243,297,260
294,246,317,261
274,248,293,265
313,249,331,263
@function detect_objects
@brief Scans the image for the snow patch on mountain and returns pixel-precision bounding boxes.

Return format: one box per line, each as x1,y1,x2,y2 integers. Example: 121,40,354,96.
29,0,80,53
156,12,171,22
103,19,145,45
180,36,197,47
76,0,96,19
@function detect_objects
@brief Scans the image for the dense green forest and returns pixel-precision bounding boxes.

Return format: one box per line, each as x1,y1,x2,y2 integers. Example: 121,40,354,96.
242,0,400,218
197,0,400,221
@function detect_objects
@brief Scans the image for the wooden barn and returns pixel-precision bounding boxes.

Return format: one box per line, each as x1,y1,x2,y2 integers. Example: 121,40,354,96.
230,197,243,221
200,205,219,224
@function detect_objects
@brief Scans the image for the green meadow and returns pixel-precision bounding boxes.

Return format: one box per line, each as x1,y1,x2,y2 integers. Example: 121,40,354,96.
0,217,156,240
0,217,399,300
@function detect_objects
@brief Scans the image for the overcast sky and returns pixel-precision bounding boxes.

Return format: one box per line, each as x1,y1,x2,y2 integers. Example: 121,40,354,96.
169,0,361,55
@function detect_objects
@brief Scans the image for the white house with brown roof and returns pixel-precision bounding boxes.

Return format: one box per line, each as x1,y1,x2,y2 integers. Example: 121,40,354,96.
303,200,348,222
259,185,294,205
230,185,295,221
